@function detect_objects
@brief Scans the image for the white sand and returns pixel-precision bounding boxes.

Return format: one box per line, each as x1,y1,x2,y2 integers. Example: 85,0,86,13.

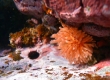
0,44,109,80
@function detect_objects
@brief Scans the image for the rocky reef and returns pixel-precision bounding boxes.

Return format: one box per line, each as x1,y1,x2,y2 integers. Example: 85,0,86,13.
13,0,110,37
0,0,110,79
11,0,110,64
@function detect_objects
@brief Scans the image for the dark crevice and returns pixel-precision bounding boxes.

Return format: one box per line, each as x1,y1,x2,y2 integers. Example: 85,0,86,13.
16,0,22,2
44,0,49,7
80,0,83,7
28,51,40,59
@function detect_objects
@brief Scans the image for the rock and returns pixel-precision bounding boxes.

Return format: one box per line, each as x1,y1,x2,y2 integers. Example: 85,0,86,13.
83,0,110,28
13,0,110,37
13,0,44,19
60,0,110,28
0,49,11,57
82,23,110,37
60,0,84,23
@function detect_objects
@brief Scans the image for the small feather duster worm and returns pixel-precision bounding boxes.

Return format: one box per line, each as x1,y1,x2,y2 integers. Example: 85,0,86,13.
51,24,95,64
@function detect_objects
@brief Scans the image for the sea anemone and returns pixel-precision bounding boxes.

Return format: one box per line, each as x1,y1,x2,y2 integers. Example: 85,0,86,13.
51,24,95,64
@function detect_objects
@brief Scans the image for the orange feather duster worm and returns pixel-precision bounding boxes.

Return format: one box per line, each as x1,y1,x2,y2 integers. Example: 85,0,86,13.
51,24,95,64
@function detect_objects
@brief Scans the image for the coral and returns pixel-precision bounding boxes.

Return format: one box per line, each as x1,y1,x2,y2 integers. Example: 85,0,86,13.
51,24,95,64
35,24,53,44
9,24,53,48
9,27,37,47
8,51,23,61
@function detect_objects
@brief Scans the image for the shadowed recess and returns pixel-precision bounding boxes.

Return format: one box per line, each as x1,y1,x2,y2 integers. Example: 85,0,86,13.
28,51,40,59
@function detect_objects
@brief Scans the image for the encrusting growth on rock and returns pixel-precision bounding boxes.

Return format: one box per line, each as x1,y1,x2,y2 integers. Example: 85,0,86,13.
51,23,95,64
9,24,54,48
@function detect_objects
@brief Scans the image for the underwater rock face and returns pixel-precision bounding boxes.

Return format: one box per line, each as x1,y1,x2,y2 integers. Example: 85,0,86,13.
60,0,110,28
13,0,44,19
83,0,110,28
82,23,110,37
13,0,110,37
59,0,84,23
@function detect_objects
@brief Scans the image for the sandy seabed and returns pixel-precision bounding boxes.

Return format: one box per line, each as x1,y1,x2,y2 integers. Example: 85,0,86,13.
0,44,110,80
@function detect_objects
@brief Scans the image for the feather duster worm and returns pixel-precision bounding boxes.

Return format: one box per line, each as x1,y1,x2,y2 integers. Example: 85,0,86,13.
51,25,95,64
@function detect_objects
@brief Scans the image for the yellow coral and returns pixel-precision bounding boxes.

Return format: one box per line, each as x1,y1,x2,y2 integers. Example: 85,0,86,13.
9,27,37,47
8,52,23,61
9,24,53,47
51,24,95,64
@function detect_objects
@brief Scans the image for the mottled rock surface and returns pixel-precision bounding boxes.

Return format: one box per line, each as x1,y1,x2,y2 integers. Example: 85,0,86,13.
13,0,44,19
82,23,110,37
60,0,110,28
13,0,110,37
